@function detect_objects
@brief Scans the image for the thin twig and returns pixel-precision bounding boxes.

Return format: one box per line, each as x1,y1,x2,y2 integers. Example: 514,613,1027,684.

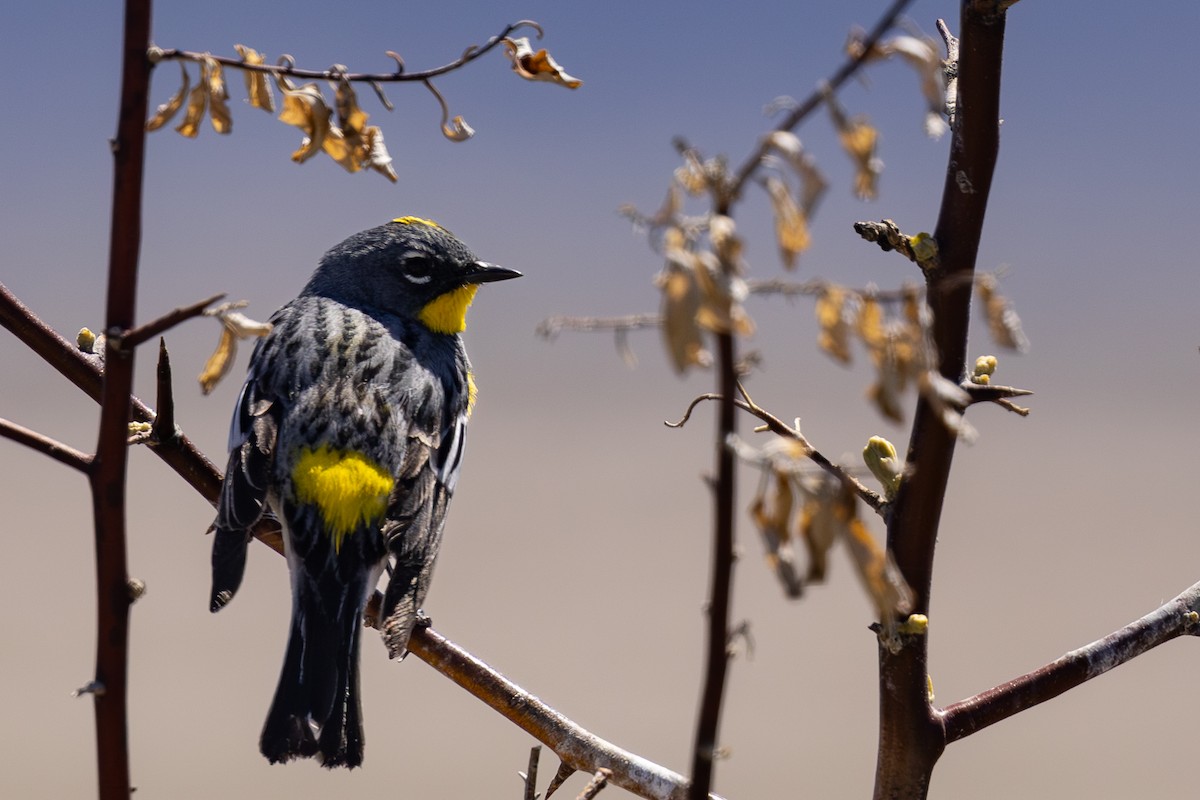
666,392,886,515
576,769,614,800
121,292,224,350
940,580,1200,742
521,746,542,800
536,313,662,339
151,20,541,83
0,417,92,472
958,382,1033,402
725,0,916,203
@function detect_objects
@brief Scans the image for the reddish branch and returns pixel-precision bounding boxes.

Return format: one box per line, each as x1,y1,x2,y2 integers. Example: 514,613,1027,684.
686,331,738,800
86,0,153,797
0,417,92,471
941,581,1200,741
872,3,1009,798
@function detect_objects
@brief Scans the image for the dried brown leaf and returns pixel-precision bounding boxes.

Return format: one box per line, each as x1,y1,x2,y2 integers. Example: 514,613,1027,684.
146,62,190,132
277,81,332,163
175,60,210,138
843,516,914,620
856,293,887,359
198,326,236,395
199,311,274,395
815,286,852,364
333,75,369,138
361,126,399,183
503,37,582,88
751,471,804,598
763,176,811,270
234,45,275,112
977,275,1030,352
205,58,232,134
798,492,842,583
659,267,709,374
763,131,828,213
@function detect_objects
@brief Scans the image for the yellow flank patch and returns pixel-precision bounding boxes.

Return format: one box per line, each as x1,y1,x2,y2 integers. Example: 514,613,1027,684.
292,446,394,552
392,216,443,230
466,371,477,417
418,284,478,334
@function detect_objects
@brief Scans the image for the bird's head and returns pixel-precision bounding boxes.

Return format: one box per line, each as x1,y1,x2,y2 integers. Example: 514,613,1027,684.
304,216,521,334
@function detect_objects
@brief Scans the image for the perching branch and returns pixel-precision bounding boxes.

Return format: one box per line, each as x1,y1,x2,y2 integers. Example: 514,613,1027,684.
0,286,722,800
408,627,725,800
940,580,1200,742
520,746,542,800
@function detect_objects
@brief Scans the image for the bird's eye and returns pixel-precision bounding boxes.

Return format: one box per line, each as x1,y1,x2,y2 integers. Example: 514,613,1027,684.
402,253,434,284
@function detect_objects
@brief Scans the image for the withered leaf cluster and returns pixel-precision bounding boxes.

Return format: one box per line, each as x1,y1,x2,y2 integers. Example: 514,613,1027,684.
824,92,884,201
744,439,913,619
976,273,1029,353
198,304,273,395
847,30,949,139
146,36,581,183
816,284,930,422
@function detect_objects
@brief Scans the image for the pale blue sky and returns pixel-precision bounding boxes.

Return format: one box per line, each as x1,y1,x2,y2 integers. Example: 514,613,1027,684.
3,2,1198,797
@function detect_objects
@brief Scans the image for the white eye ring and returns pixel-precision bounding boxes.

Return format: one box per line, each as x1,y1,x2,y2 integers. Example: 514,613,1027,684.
401,252,434,284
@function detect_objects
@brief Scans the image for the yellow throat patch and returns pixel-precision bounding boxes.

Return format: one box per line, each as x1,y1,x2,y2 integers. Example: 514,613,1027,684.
392,215,443,230
419,284,478,334
291,446,394,551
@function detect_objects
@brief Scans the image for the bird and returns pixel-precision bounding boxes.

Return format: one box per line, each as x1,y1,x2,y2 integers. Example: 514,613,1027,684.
208,216,520,768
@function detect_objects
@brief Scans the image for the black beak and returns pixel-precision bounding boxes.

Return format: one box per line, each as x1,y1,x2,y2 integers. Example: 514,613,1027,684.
464,260,523,284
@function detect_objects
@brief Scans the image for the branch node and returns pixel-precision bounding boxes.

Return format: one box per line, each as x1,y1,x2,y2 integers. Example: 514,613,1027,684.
72,680,107,698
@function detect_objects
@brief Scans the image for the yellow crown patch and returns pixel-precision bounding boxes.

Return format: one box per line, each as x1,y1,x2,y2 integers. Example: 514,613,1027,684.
392,216,443,230
292,446,394,551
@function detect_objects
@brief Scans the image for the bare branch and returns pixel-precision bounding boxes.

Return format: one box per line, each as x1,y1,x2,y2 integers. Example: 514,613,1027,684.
667,391,887,515
120,292,225,350
407,627,723,800
87,2,154,796
150,20,542,83
536,313,662,339
874,2,1010,796
0,417,92,472
725,0,916,204
940,581,1200,743
576,769,614,800
521,746,542,800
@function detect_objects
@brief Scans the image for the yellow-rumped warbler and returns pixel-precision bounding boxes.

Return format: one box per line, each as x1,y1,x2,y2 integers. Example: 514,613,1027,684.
209,216,520,768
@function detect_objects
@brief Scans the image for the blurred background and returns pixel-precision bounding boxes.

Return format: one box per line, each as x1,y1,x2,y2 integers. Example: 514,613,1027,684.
3,1,1198,797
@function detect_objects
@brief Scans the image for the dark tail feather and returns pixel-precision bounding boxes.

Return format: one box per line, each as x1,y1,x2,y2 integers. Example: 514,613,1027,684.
210,527,250,612
260,585,366,768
